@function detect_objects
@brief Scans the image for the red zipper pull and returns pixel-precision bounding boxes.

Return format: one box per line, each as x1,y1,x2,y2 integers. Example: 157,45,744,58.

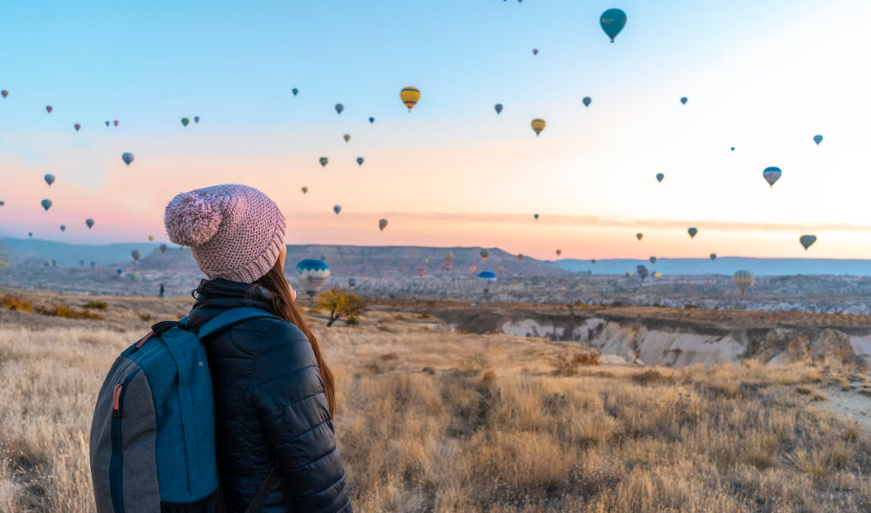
112,384,123,417
135,331,154,350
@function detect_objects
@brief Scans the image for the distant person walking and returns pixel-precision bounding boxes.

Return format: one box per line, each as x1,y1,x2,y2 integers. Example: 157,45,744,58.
163,184,352,512
158,283,165,298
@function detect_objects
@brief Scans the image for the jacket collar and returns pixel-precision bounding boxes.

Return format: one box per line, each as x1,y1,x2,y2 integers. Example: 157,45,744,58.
187,278,278,328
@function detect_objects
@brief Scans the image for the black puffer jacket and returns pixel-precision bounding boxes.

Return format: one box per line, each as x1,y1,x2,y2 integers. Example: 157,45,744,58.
187,279,352,513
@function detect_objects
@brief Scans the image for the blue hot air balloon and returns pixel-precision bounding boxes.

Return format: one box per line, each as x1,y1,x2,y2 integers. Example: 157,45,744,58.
763,166,782,188
369,117,375,124
600,8,627,43
477,270,497,295
814,135,823,145
60,225,66,232
356,157,364,166
292,88,299,96
122,152,134,166
680,97,688,105
534,213,539,220
494,103,503,115
583,96,592,107
731,146,735,151
335,103,344,115
348,277,357,290
636,265,649,280
116,268,123,275
44,174,55,186
799,234,817,251
656,173,664,183
41,199,52,211
296,259,330,297
688,227,698,239
86,218,95,229
333,205,341,215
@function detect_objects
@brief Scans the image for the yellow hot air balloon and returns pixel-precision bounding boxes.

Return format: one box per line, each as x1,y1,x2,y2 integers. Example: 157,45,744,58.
400,86,420,112
531,118,546,136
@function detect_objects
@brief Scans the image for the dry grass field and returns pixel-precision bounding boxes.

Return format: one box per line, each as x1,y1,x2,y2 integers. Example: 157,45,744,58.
1,291,871,512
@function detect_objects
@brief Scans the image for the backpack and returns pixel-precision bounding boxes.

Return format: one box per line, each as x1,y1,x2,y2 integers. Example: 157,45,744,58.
90,307,282,513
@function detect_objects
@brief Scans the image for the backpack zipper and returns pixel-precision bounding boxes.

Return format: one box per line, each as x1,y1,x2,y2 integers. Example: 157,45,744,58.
109,369,140,513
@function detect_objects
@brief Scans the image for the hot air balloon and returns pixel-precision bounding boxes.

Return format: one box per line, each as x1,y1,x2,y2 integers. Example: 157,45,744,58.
583,97,592,107
194,116,200,124
28,232,33,238
41,199,52,211
445,251,454,261
636,233,643,241
46,105,53,114
0,90,7,99
417,268,426,278
734,270,754,294
656,173,664,183
379,219,388,231
356,157,364,166
348,277,357,290
649,256,657,264
534,213,539,220
343,134,351,143
333,205,341,215
636,265,649,280
688,227,698,239
60,225,66,232
369,117,375,124
301,186,308,194
90,261,96,268
494,103,503,115
74,123,81,132
730,147,735,151
147,235,154,242
532,48,539,56
814,135,823,145
710,253,717,261
531,118,546,136
517,253,524,262
181,117,190,127
400,87,420,112
653,272,663,279
319,157,328,168
600,8,627,43
478,271,497,295
799,235,817,251
625,271,632,278
159,243,167,253
122,152,134,166
762,167,782,188
555,249,562,257
335,103,344,115
116,268,123,276
591,259,597,264
86,219,94,229
105,121,111,127
292,88,299,96
480,249,489,261
131,249,141,262
0,201,4,206
44,174,55,186
680,97,688,105
114,120,119,127
296,259,330,297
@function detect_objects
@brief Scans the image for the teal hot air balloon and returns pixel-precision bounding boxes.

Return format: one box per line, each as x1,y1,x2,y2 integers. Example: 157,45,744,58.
600,8,627,43
688,227,698,239
60,225,66,232
477,270,497,296
814,135,823,145
335,103,344,115
86,219,94,229
763,166,782,188
799,234,817,251
122,152,134,166
680,97,688,105
44,174,56,186
356,157,364,166
534,213,539,220
494,103,503,114
41,199,52,211
181,117,190,127
296,259,330,297
117,268,123,275
649,256,657,264
105,120,111,127
292,88,299,96
731,147,735,151
319,157,328,168
583,97,592,108
369,117,375,124
710,253,717,261
656,173,664,183
159,243,167,253
333,205,341,215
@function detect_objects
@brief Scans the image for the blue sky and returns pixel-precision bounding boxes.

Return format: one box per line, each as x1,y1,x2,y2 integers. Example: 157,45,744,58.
2,0,870,259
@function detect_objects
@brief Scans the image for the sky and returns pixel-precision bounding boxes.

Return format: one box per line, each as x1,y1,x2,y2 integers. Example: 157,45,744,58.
1,0,870,260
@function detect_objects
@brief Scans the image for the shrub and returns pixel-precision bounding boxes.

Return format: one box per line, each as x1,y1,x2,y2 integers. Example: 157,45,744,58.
35,304,101,320
83,300,107,310
552,351,600,376
138,313,153,322
0,294,33,312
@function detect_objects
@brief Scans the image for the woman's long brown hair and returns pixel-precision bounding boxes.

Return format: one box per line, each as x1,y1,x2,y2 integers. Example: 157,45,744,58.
254,261,336,416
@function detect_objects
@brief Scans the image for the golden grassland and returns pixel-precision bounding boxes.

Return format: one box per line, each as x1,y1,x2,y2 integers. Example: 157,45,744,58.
1,292,871,512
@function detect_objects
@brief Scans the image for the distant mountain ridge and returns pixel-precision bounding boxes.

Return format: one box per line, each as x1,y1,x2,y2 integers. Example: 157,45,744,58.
559,257,871,276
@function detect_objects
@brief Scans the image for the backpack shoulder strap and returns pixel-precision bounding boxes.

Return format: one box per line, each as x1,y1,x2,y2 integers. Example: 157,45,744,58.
197,307,280,340
244,463,281,513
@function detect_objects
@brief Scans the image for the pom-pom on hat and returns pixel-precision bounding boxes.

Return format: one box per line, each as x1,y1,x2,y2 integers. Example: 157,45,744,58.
164,184,286,283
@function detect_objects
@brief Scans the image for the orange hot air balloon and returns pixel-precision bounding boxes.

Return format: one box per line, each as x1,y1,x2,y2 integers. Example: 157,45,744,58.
400,86,420,112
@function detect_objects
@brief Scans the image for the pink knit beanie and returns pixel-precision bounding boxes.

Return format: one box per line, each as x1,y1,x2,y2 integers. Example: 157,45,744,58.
164,184,286,283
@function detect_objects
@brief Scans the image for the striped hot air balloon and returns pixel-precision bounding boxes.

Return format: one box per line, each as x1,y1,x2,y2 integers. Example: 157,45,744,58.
296,259,330,297
733,270,754,294
400,86,420,112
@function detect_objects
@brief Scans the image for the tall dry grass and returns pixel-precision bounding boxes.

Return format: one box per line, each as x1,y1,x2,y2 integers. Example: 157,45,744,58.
1,312,870,512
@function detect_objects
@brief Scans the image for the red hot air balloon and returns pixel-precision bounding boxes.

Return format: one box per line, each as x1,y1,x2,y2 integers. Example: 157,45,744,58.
1,90,8,99
45,105,53,114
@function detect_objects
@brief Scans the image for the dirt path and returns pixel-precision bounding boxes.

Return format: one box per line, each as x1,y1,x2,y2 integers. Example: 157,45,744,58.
818,385,871,434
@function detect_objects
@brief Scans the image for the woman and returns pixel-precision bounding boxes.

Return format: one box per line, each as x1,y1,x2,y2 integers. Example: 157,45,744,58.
164,184,352,513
